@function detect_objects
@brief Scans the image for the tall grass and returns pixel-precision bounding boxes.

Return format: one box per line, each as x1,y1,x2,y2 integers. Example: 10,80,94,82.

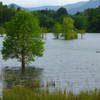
2,86,100,100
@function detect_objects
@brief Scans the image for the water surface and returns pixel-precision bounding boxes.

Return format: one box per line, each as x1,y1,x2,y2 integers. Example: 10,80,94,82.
0,33,100,93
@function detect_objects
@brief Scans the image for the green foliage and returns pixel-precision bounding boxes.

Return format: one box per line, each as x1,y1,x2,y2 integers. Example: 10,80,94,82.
90,15,100,33
53,23,62,39
40,27,48,39
32,8,69,32
55,8,69,24
77,29,86,39
33,10,56,31
0,27,5,35
2,11,44,72
74,14,88,31
0,2,17,26
62,17,77,40
87,8,100,32
2,86,100,100
39,15,55,30
76,29,86,34
74,7,100,33
55,7,68,18
0,2,100,34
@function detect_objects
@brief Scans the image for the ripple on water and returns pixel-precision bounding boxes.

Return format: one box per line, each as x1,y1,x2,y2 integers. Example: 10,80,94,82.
0,33,100,93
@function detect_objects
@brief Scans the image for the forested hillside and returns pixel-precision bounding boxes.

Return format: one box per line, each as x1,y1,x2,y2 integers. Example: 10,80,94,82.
0,2,100,39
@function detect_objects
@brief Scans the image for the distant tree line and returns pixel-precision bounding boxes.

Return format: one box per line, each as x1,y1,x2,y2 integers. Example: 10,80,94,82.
32,8,77,39
0,2,100,38
0,2,100,72
73,7,100,33
0,2,21,26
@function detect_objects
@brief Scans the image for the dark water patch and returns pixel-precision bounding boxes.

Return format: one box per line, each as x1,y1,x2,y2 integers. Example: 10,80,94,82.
3,66,43,88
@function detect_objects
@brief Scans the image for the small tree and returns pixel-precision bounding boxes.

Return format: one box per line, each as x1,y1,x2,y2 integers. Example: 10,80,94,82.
62,17,77,40
53,23,62,39
40,27,48,39
2,11,44,73
77,29,86,39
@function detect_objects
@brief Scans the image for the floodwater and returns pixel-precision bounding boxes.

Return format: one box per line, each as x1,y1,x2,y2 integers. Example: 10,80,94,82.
0,33,100,93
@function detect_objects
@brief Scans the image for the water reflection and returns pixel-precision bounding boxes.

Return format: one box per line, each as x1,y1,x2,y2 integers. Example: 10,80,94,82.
1,33,100,94
3,66,43,88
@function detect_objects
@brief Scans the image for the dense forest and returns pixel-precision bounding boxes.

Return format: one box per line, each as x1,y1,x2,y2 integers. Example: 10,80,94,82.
0,2,100,39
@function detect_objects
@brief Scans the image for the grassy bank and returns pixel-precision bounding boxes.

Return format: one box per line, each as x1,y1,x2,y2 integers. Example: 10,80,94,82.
2,86,100,100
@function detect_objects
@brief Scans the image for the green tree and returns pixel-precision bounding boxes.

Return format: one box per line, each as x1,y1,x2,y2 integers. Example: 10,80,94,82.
40,27,48,39
0,2,16,26
0,27,5,35
56,7,68,18
0,2,3,25
2,11,44,73
85,8,100,32
53,23,62,39
74,14,88,31
62,17,77,40
76,7,100,33
39,15,55,31
91,15,100,32
55,8,68,24
77,29,86,39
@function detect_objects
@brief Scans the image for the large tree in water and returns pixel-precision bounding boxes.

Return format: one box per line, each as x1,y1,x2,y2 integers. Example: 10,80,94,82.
2,11,44,73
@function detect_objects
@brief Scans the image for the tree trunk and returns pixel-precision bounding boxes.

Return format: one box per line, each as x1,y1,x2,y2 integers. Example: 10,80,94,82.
81,34,83,39
56,35,59,39
21,54,25,74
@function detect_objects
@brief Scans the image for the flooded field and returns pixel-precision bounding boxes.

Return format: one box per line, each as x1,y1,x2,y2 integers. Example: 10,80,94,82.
0,33,100,93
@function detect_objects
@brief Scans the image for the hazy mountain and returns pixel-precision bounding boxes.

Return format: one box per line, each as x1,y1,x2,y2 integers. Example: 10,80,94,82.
8,0,100,14
8,2,87,12
25,1,87,11
69,0,100,14
25,5,60,11
63,1,87,9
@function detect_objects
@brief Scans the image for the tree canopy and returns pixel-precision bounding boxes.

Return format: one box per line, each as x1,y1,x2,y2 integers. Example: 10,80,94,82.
62,17,77,40
53,23,62,39
2,11,44,73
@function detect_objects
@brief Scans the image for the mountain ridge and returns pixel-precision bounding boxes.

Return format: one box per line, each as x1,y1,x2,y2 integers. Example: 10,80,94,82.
8,0,100,14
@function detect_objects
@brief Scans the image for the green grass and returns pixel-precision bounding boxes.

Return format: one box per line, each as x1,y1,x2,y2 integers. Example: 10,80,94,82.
2,86,100,100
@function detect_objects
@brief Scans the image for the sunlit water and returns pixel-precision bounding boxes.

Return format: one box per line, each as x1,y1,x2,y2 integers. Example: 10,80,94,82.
0,33,100,93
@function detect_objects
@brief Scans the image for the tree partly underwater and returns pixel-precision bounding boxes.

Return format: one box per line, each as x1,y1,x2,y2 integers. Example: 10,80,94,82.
2,11,44,73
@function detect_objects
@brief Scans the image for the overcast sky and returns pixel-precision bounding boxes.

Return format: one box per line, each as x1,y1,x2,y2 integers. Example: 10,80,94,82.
0,0,89,7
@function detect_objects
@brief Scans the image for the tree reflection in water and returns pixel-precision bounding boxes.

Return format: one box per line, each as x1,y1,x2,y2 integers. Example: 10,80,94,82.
3,66,43,89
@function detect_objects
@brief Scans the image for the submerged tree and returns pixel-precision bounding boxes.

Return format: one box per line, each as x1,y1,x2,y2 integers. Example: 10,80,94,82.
62,17,77,40
74,14,88,31
77,29,86,39
40,27,48,39
53,23,62,39
2,11,44,73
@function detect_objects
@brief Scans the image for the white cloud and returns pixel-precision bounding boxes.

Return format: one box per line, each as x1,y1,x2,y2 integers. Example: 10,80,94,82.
0,0,89,7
